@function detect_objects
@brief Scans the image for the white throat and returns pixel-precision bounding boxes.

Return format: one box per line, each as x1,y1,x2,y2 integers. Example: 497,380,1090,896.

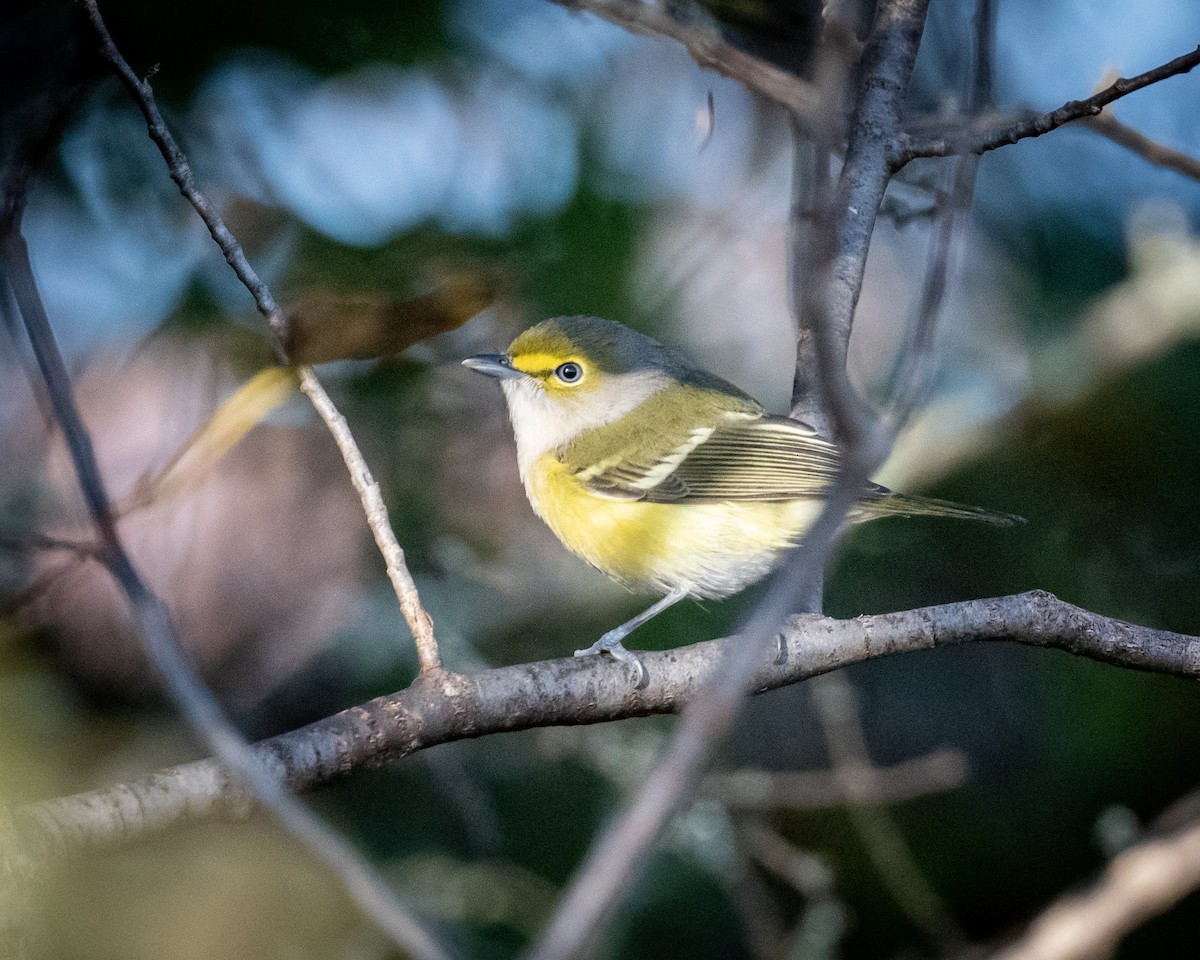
500,372,669,485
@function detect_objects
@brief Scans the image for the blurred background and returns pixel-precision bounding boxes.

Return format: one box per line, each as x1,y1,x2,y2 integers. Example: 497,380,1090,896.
2,0,1200,957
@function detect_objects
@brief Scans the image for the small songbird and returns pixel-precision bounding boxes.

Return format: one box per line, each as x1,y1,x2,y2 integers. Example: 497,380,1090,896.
464,316,1018,685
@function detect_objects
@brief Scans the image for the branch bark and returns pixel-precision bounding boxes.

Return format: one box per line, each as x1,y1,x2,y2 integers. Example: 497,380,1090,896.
15,590,1199,858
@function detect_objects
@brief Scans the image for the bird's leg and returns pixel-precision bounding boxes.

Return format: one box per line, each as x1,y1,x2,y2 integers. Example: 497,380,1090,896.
575,587,689,688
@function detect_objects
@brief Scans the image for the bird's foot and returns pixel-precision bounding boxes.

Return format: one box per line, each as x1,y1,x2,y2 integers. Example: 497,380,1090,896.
575,634,648,688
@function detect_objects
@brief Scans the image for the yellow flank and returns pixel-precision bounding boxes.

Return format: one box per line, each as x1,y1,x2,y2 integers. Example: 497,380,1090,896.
529,452,822,599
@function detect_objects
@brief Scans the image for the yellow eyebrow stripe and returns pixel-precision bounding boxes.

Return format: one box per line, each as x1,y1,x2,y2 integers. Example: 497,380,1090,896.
511,352,576,375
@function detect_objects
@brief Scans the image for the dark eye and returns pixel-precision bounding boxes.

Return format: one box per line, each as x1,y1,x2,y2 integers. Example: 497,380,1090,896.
554,361,583,384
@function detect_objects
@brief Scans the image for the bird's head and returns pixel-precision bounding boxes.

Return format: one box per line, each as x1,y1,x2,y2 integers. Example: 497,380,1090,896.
463,316,681,471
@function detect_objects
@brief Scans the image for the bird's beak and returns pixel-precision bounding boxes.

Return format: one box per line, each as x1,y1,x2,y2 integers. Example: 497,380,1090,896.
462,353,526,380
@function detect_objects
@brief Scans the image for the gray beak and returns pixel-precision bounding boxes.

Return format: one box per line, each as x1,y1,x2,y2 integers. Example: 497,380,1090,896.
462,353,526,380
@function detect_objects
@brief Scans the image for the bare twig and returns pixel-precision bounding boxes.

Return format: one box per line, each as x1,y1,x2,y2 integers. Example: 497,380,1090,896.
729,845,795,960
731,819,841,960
901,44,1200,161
812,673,969,950
885,0,991,425
295,364,438,668
0,228,450,960
80,0,441,674
1082,110,1200,183
991,818,1200,960
705,747,969,810
882,152,979,423
548,0,823,124
734,819,834,897
17,589,1200,856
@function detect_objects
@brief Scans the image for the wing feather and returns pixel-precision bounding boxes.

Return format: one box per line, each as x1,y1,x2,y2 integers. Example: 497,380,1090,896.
573,413,885,504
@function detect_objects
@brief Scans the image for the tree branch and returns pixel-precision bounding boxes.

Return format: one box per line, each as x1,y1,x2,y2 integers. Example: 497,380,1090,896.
704,747,969,810
900,44,1200,161
80,0,441,675
0,225,450,960
1081,110,1200,183
794,0,931,450
548,0,823,124
991,817,1200,960
813,672,969,950
15,590,1199,857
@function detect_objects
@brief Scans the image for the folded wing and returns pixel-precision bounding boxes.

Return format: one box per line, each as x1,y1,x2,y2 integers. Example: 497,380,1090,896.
576,413,883,504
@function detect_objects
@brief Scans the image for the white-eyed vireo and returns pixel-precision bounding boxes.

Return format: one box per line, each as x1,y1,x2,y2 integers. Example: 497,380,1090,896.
464,315,1018,685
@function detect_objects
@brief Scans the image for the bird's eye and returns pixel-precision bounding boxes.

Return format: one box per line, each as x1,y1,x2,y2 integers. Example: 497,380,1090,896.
554,361,583,384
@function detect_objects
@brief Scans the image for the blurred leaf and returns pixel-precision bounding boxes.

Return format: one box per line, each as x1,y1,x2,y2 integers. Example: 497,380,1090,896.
283,265,499,364
116,366,298,516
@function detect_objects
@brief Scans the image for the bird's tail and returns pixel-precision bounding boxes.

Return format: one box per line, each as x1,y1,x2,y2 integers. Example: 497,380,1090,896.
866,492,1025,527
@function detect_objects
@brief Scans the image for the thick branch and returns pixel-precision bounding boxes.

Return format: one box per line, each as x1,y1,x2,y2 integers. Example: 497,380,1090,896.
901,44,1200,161
793,0,930,446
16,590,1199,856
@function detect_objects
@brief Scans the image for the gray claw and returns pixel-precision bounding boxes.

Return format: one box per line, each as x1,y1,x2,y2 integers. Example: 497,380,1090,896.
575,639,648,688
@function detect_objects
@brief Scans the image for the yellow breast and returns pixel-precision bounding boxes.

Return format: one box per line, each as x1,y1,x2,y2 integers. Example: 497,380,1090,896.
526,454,822,599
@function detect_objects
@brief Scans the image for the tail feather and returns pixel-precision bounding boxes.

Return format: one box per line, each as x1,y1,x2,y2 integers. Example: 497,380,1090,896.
868,492,1025,527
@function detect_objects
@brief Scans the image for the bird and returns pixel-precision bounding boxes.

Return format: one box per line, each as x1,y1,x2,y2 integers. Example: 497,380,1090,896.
463,315,1019,686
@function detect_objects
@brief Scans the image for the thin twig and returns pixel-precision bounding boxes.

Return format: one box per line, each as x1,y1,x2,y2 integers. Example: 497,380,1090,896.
18,589,1198,855
882,151,979,423
729,840,795,960
734,819,834,897
705,747,969,810
1082,110,1200,182
812,673,969,950
0,228,450,960
885,0,991,425
900,44,1200,161
732,819,841,960
991,818,1200,960
80,0,441,674
789,123,835,437
549,0,823,125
